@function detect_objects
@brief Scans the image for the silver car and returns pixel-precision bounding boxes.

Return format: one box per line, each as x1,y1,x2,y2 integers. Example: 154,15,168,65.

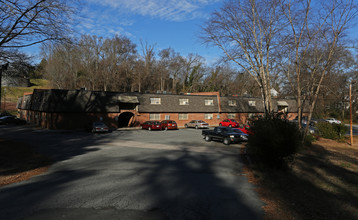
185,120,209,129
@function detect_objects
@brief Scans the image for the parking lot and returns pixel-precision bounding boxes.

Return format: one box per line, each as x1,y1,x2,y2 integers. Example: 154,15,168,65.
0,125,263,220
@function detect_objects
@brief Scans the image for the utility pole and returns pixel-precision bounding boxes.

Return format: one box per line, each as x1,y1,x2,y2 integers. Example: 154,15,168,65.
350,81,356,146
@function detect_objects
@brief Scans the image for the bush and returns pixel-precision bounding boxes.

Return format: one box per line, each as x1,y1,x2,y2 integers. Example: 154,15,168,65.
316,122,348,141
247,117,303,169
304,134,316,146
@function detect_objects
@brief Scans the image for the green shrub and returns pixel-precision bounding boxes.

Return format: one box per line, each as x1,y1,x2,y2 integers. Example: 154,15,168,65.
316,122,348,141
304,134,316,146
247,117,303,169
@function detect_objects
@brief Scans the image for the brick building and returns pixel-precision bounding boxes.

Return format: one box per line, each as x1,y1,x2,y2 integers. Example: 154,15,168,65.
17,89,301,130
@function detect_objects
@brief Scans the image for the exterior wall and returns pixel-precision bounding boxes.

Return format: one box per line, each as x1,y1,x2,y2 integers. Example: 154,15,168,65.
19,109,302,130
19,109,138,130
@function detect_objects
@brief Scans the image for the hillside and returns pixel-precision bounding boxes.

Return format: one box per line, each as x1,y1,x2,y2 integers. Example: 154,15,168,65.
1,79,50,112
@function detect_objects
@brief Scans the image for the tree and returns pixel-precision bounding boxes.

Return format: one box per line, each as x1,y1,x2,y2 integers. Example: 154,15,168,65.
280,0,357,134
0,0,77,49
0,0,78,110
43,40,81,89
202,0,283,115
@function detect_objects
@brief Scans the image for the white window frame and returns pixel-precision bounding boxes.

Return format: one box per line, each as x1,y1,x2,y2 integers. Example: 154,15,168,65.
248,101,256,106
205,99,214,106
228,113,236,119
228,100,237,106
179,99,189,105
149,114,160,120
150,98,161,105
179,113,188,120
165,115,170,120
205,114,213,120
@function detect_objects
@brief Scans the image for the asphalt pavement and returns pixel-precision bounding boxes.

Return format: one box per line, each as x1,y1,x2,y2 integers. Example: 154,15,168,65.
0,125,264,220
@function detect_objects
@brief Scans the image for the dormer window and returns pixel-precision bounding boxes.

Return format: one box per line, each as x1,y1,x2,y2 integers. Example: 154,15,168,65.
248,101,256,106
150,98,161,105
205,99,214,106
229,100,237,106
179,99,189,105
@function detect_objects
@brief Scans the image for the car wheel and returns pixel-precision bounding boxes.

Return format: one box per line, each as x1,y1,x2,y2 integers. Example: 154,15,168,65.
165,127,168,131
195,125,198,129
185,124,188,128
148,127,152,131
229,124,232,128
219,123,222,126
205,135,211,142
140,126,143,129
223,138,230,145
91,128,95,133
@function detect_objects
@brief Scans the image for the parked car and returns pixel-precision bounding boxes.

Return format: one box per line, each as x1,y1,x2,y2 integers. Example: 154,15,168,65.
232,128,249,140
0,115,26,125
202,126,248,145
141,121,162,130
291,116,317,126
160,120,178,130
185,120,209,129
88,121,109,133
219,119,240,128
237,124,253,135
326,118,341,124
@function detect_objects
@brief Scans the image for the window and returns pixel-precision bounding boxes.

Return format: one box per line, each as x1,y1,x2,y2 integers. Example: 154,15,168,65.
205,114,213,120
150,98,161,105
228,113,236,119
205,99,214,106
179,113,188,120
179,99,189,105
165,115,170,120
228,100,237,106
150,114,160,120
248,101,256,106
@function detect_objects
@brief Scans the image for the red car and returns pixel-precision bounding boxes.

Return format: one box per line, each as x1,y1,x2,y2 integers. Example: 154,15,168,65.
160,120,178,130
238,124,253,135
141,121,162,130
219,119,240,128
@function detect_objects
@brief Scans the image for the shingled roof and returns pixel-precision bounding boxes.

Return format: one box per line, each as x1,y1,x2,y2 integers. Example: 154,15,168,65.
21,89,138,113
18,89,304,114
137,93,220,113
220,96,264,113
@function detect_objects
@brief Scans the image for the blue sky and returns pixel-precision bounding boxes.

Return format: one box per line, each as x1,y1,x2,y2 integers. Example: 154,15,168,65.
25,0,223,64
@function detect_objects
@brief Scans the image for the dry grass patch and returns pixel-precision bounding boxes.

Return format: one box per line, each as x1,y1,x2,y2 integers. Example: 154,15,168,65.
243,137,358,220
0,139,53,187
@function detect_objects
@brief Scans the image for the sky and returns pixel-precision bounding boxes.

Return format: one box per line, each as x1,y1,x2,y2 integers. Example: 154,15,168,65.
25,0,224,64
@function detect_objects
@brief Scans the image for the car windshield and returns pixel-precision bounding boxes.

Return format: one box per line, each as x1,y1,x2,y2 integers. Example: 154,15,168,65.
94,122,105,126
153,121,161,125
168,121,176,124
198,120,205,123
232,128,244,134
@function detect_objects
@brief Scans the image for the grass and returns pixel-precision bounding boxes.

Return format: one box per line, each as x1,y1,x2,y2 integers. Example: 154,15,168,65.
243,137,358,219
1,79,50,102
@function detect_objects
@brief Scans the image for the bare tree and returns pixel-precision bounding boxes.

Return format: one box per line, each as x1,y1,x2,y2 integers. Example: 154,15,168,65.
43,41,81,89
135,41,156,93
202,0,283,115
0,0,78,110
280,0,357,133
0,0,77,49
158,48,185,93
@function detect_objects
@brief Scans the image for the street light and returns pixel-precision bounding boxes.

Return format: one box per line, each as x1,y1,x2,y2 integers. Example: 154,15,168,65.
350,80,356,146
